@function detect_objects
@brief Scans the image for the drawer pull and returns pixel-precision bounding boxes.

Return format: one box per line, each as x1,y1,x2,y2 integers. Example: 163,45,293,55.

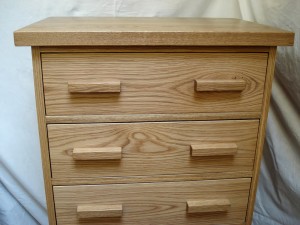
77,204,123,218
194,79,246,92
72,147,122,160
68,80,121,93
190,143,238,157
187,199,231,214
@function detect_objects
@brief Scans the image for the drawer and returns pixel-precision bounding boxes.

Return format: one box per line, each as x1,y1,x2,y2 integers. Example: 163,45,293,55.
53,178,251,225
48,120,259,183
42,53,267,116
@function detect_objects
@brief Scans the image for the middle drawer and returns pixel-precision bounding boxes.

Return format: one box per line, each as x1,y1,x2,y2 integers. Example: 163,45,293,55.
48,120,259,183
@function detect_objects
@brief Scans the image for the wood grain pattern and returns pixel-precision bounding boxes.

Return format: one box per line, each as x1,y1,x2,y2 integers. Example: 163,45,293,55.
68,80,121,93
187,199,231,214
42,53,267,116
39,46,271,53
194,79,246,92
45,112,261,124
72,147,122,160
245,47,277,225
53,178,251,225
18,17,293,225
47,120,259,183
31,47,56,225
51,171,253,186
14,17,294,46
190,143,238,157
77,204,123,218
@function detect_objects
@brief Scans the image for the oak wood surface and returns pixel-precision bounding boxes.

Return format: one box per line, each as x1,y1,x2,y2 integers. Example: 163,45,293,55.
245,47,277,224
68,80,121,93
54,178,251,225
186,199,231,214
39,46,271,53
194,79,246,92
42,53,267,116
45,112,261,124
47,120,259,183
72,147,122,160
51,171,253,186
77,204,123,219
18,17,292,225
14,17,294,46
31,47,56,225
190,143,238,157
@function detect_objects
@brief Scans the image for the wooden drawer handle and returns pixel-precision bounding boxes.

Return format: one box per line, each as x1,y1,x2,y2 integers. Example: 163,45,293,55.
194,79,246,92
72,147,122,160
190,143,238,157
187,199,231,214
77,204,123,218
68,80,121,93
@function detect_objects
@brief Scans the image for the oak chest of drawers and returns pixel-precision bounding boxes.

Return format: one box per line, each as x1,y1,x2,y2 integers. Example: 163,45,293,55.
14,17,294,225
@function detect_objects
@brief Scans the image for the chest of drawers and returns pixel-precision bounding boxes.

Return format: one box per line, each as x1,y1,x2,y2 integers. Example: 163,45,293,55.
14,17,294,225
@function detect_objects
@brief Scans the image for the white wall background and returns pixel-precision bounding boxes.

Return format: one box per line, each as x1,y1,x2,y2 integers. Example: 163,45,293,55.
0,1,299,225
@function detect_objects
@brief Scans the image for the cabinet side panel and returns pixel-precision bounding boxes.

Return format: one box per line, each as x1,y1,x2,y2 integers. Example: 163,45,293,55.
32,47,56,225
246,47,277,224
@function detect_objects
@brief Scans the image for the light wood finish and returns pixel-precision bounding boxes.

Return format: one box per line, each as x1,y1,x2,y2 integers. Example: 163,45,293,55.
47,120,259,183
77,204,123,218
42,53,267,116
45,112,261,124
194,79,246,92
15,18,294,225
51,171,253,186
14,17,294,46
39,46,271,53
187,199,231,214
68,80,121,93
245,47,277,224
54,178,251,225
31,47,56,225
190,143,238,157
72,147,122,160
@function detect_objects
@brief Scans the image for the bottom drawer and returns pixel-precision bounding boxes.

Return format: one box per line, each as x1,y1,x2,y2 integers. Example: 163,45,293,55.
54,178,250,225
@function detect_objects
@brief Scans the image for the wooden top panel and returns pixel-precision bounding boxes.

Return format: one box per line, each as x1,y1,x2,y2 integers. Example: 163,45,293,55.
14,17,294,46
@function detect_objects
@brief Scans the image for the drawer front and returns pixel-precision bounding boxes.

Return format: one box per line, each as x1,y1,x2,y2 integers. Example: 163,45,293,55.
54,178,251,225
48,120,259,182
42,53,267,116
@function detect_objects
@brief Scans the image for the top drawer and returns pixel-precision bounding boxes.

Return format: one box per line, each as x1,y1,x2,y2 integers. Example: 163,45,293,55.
42,53,267,116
